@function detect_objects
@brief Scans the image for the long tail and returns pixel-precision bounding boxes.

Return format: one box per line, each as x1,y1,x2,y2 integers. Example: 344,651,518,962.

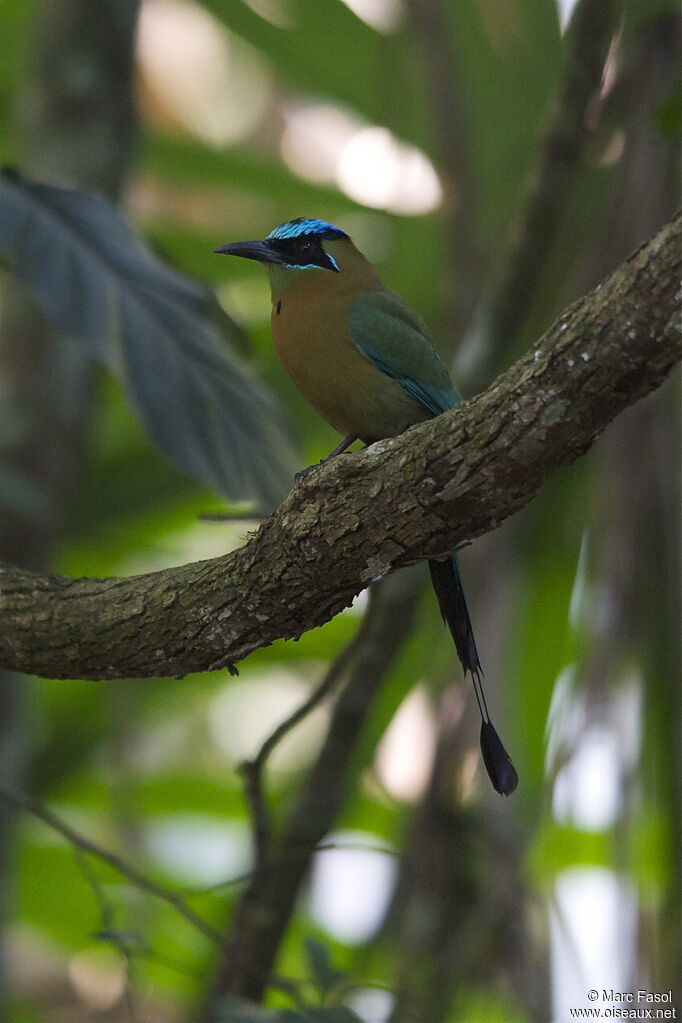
428,555,518,796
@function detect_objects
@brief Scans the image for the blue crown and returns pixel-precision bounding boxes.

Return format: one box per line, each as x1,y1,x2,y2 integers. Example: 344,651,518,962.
266,218,348,242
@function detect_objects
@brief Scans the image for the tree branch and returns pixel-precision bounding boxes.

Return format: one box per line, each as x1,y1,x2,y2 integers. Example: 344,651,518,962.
207,572,421,1007
0,784,222,946
0,213,679,682
238,608,365,868
404,0,484,341
479,0,619,364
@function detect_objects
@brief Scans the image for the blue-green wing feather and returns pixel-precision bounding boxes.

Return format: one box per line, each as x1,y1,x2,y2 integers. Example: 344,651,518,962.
350,292,516,793
349,291,460,415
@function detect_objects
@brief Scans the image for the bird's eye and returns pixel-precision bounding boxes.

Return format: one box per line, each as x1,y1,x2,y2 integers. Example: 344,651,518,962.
299,240,313,254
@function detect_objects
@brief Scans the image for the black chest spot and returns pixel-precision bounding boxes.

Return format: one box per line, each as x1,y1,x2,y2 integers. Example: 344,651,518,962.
275,300,282,315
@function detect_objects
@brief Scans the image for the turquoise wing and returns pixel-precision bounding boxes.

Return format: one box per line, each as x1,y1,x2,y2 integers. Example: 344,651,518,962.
349,290,461,415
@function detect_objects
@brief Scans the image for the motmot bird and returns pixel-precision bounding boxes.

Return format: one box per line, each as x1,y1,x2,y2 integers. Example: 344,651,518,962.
216,218,518,796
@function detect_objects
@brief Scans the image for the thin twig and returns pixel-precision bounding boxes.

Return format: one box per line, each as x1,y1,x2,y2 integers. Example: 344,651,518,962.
73,845,142,1022
1,784,306,1002
239,618,366,865
181,839,398,896
0,785,222,946
207,572,423,1007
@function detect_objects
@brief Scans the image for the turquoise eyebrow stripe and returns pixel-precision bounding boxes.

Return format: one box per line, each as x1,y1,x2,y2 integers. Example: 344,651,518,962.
281,255,339,271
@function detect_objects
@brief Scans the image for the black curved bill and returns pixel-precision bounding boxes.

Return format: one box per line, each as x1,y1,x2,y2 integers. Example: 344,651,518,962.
214,240,288,265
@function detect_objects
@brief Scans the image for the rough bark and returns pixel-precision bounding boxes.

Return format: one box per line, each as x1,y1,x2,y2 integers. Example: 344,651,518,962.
0,212,679,682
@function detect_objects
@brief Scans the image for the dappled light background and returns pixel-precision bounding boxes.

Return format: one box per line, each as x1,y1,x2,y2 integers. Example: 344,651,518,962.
0,0,679,1021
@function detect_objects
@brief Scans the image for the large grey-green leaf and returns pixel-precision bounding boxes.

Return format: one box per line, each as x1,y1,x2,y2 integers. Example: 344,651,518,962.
0,171,298,510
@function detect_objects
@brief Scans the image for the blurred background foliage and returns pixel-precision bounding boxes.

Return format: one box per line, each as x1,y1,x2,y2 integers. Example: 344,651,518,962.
0,0,679,1021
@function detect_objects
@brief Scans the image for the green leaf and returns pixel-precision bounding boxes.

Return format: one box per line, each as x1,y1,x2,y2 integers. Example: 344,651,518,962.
446,0,562,250
0,170,298,510
0,0,35,165
204,0,394,128
17,842,98,948
140,134,343,218
303,936,347,996
276,1010,362,1023
529,823,614,885
215,997,365,1023
215,995,280,1021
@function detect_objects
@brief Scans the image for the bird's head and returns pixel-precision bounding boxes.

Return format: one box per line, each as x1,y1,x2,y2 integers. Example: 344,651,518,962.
215,217,347,273
215,218,379,299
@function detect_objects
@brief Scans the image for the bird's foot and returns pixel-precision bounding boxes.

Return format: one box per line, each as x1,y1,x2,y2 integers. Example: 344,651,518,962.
294,434,359,484
294,462,319,483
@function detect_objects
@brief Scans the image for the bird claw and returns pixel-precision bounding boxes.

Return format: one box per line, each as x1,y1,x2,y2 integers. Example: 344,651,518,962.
294,435,360,483
294,463,319,484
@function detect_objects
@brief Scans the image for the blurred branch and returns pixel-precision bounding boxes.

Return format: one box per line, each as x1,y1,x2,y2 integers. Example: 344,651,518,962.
475,0,618,379
386,8,621,1015
404,0,482,340
0,212,679,682
0,783,304,1002
239,619,365,867
187,839,397,897
206,573,421,1009
581,9,681,283
73,846,141,1020
0,1,141,1015
0,784,222,946
388,693,549,1023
